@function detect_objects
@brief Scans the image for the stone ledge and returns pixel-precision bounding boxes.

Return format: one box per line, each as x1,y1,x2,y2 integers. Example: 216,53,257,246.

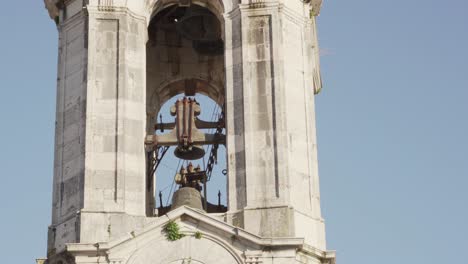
64,206,335,264
66,206,306,253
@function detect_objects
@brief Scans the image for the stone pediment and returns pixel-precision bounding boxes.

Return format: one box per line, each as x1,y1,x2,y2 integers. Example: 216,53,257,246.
66,206,334,264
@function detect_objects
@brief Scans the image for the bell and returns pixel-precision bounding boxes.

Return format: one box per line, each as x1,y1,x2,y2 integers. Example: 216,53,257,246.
174,145,205,160
171,187,204,211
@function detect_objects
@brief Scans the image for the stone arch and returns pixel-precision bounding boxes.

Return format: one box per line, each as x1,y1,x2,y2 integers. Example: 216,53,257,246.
125,232,243,264
147,0,226,45
145,0,228,215
149,0,225,23
146,0,226,115
148,77,225,115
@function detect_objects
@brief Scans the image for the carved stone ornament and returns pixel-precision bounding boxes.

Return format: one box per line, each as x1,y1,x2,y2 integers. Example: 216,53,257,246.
44,0,60,19
309,0,323,16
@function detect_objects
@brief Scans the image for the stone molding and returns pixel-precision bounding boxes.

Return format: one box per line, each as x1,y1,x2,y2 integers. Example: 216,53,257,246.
238,3,316,27
244,250,263,264
45,0,323,21
67,206,304,253
64,206,335,263
301,244,337,264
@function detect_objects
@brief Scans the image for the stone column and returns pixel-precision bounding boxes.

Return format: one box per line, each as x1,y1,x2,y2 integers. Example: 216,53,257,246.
79,4,149,242
225,0,327,249
46,0,150,255
225,3,248,217
48,0,90,254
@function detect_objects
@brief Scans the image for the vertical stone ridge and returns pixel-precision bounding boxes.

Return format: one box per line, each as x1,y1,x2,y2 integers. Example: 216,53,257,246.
267,14,280,198
114,19,120,202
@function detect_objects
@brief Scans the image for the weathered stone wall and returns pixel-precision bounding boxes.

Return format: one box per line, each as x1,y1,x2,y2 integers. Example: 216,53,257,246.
225,6,247,214
44,0,330,260
67,208,335,264
50,6,88,253
49,0,150,253
225,2,326,248
145,13,225,114
84,6,147,216
77,6,150,245
281,9,325,249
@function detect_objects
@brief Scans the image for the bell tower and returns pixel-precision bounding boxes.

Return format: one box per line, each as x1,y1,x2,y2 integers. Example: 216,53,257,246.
43,0,335,263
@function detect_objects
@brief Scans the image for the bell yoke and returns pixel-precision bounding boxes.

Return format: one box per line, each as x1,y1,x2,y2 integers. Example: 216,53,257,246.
145,97,226,160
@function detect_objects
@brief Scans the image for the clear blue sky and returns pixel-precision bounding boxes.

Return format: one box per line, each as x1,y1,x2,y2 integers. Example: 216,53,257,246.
0,1,467,263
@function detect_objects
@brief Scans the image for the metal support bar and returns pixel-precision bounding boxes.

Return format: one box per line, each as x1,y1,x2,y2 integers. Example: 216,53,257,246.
203,174,208,211
146,146,170,191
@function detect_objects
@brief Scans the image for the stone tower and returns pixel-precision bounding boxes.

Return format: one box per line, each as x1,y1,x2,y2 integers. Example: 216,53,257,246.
43,0,335,263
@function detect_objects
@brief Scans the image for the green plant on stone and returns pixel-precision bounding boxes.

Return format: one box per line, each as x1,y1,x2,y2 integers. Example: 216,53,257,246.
164,221,185,241
194,231,202,239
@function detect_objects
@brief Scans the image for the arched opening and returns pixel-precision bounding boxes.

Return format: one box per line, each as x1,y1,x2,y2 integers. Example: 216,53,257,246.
152,93,227,215
125,231,243,264
146,1,226,216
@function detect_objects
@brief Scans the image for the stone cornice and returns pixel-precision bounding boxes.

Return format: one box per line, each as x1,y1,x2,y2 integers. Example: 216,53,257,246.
301,244,336,264
66,206,333,253
238,0,322,19
45,0,323,21
44,0,78,19
66,207,335,263
86,6,147,21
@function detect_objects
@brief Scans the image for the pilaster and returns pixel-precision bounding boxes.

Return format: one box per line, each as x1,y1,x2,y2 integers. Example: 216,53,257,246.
225,1,326,249
48,0,150,255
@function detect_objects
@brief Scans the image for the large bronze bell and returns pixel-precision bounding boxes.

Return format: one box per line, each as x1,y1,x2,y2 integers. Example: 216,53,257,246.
174,145,205,160
145,97,225,161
